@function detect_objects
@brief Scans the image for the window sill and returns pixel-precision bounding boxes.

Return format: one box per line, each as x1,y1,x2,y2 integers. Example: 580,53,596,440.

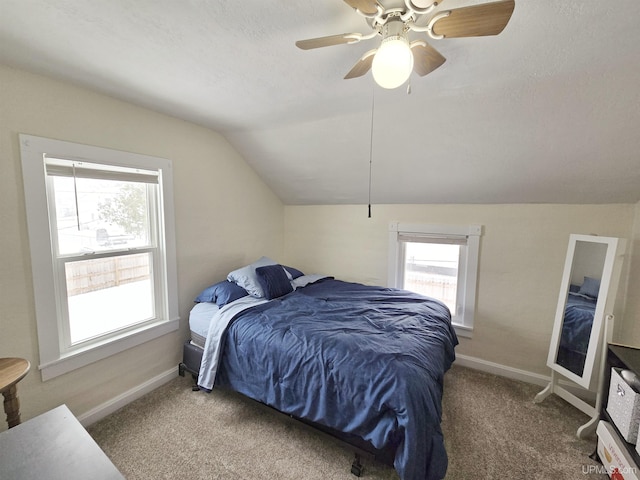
453,324,473,339
39,317,179,381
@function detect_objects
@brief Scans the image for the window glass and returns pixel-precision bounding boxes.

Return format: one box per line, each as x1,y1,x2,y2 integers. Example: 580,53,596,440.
52,176,151,255
49,167,159,345
403,241,459,314
64,253,154,344
388,223,481,337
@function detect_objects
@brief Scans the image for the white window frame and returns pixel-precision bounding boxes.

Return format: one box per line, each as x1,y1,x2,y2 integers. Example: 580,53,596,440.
20,134,179,381
388,222,481,338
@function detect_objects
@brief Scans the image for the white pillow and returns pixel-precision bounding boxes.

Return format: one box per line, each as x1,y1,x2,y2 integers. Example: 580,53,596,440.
292,274,330,289
227,256,278,298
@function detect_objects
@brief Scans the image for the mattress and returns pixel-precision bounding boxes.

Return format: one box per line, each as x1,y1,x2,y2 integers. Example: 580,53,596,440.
188,301,218,348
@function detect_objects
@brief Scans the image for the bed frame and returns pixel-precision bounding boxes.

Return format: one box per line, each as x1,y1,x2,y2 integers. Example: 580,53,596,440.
178,341,396,477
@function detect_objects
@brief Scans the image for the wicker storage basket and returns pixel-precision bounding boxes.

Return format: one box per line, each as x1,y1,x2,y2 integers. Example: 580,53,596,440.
607,368,640,444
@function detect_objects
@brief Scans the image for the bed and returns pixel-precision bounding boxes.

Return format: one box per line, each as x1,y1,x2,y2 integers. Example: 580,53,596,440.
179,258,458,480
556,278,600,376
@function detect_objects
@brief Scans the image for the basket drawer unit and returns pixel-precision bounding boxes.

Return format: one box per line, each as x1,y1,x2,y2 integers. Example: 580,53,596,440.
607,368,640,444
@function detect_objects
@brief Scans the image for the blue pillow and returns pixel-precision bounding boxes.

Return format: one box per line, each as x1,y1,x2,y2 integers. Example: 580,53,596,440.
194,280,248,307
255,265,293,300
578,276,601,299
283,265,304,280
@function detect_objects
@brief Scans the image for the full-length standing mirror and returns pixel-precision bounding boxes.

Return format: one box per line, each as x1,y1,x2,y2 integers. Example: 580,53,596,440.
535,234,626,437
548,234,625,390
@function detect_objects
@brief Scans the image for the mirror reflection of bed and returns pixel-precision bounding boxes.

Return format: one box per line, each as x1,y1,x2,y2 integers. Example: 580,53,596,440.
556,241,608,377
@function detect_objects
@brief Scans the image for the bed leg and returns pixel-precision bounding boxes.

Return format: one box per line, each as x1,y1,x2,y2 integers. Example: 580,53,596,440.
179,363,200,391
351,453,363,477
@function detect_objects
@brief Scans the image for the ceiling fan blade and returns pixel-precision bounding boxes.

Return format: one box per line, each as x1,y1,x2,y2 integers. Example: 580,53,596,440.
411,42,446,76
343,0,380,15
432,0,515,38
296,34,360,50
344,49,376,79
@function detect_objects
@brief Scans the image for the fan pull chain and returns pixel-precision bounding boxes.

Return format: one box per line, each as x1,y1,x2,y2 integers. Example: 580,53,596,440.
367,88,375,218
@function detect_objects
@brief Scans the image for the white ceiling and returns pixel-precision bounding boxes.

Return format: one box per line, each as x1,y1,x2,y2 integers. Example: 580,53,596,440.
1,0,639,205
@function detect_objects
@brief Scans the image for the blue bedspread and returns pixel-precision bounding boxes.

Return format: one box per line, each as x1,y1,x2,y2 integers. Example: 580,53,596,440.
213,278,458,480
560,293,596,353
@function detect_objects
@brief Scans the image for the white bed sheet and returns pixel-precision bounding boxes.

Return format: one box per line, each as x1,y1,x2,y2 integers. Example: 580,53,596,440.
198,296,267,391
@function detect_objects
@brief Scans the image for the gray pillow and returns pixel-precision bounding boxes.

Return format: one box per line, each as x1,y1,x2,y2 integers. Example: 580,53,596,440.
227,256,278,297
578,276,601,299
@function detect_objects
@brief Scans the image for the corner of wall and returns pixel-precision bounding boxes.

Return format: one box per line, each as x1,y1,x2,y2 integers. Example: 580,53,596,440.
616,202,640,344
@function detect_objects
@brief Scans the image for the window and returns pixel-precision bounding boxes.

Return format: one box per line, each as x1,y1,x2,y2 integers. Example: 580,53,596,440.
388,223,481,337
20,135,179,380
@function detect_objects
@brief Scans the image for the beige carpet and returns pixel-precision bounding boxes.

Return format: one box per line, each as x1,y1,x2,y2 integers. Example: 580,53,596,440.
87,365,607,479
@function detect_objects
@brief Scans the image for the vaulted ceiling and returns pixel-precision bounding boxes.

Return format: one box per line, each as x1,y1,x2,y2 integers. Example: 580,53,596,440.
1,1,639,205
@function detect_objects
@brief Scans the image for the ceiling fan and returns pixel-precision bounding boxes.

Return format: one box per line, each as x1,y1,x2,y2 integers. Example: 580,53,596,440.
296,0,515,89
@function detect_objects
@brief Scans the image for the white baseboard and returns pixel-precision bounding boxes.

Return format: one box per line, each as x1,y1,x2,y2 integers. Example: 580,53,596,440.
455,353,596,403
77,367,177,427
455,353,551,386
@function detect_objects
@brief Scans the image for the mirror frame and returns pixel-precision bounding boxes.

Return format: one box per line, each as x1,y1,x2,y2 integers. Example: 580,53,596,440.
547,234,625,390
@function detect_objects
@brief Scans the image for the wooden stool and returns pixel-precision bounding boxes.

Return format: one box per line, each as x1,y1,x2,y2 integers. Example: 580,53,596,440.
0,358,30,428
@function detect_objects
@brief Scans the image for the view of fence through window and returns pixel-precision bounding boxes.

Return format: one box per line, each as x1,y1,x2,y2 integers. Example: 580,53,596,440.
53,175,154,344
65,255,153,343
402,241,459,313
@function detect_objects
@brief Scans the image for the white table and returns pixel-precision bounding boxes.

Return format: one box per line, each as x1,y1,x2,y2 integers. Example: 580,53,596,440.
0,404,124,480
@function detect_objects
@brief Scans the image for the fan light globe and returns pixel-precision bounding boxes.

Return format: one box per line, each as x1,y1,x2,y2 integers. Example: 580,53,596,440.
372,36,414,89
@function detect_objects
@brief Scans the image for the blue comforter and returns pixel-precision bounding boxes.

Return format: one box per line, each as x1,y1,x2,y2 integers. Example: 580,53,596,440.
560,293,597,353
213,278,458,480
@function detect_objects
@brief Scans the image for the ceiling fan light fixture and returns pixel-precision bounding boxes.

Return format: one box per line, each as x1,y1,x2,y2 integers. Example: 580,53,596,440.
372,19,414,89
296,0,516,87
372,36,414,89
